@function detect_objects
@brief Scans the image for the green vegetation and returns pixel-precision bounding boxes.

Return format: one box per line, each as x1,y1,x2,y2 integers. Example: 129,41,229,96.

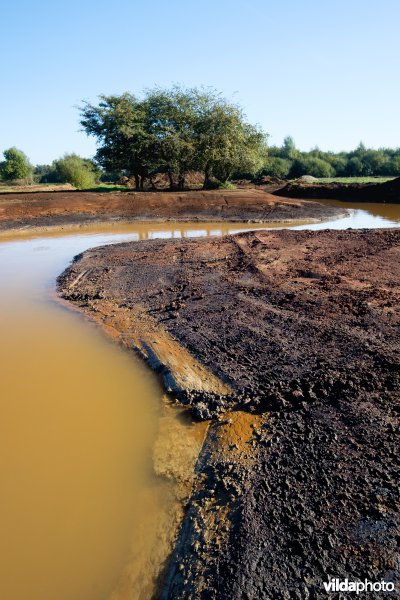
82,183,128,192
218,181,236,190
261,157,292,179
263,138,400,180
0,147,33,181
1,88,399,190
316,176,395,184
52,154,97,189
80,86,268,190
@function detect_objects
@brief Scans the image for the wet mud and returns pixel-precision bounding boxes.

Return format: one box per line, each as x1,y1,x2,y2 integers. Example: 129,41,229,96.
58,228,400,598
0,189,344,234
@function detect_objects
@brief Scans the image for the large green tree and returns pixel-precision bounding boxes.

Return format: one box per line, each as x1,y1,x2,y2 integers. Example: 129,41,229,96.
144,86,199,190
79,87,269,190
80,93,153,190
0,147,33,181
193,92,268,185
281,136,299,160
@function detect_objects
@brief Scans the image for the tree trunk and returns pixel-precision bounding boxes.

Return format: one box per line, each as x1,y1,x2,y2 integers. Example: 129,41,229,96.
178,172,185,191
134,174,140,191
167,170,174,190
203,167,211,189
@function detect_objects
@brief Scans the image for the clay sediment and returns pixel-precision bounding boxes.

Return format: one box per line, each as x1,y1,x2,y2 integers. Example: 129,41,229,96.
58,228,400,598
0,188,345,234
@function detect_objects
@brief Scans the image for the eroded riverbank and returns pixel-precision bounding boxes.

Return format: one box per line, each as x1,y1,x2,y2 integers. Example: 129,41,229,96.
0,188,345,234
58,228,400,598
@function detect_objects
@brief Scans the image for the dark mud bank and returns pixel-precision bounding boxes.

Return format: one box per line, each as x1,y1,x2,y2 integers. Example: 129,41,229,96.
0,189,345,234
58,229,400,598
275,176,400,203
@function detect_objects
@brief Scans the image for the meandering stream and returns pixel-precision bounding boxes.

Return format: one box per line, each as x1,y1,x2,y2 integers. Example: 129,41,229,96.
1,201,400,600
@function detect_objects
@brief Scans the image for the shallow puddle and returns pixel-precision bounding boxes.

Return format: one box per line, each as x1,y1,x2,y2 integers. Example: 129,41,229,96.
1,207,400,600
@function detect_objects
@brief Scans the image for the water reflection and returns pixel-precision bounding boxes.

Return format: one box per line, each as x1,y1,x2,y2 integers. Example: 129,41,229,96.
293,199,400,230
1,205,400,600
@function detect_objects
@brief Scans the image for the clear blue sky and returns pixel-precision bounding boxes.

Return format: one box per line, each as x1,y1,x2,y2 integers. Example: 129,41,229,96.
1,0,399,164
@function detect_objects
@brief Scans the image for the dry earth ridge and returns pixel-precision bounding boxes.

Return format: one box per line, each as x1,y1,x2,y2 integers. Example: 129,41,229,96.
274,176,400,203
0,189,345,234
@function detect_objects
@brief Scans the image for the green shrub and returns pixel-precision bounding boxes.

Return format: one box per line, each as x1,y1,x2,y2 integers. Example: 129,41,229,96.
53,154,97,189
0,147,33,181
261,157,292,179
290,157,335,179
218,181,236,190
70,168,96,189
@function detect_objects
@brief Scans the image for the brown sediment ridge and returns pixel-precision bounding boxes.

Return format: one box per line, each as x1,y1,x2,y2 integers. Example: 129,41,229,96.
0,188,345,234
58,228,400,598
274,176,400,203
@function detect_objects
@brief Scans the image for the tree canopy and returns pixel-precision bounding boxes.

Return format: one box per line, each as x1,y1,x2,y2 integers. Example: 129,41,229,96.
80,86,268,190
265,139,400,179
2,90,400,187
0,147,33,181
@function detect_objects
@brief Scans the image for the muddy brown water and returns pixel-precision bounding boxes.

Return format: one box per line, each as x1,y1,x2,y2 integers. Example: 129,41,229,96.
1,203,400,600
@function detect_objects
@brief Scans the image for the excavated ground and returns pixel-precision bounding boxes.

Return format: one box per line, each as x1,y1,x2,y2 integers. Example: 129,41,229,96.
58,228,400,599
275,176,400,203
0,189,344,234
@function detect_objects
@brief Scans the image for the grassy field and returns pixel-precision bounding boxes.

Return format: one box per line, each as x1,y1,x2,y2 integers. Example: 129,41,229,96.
316,176,396,184
84,183,129,192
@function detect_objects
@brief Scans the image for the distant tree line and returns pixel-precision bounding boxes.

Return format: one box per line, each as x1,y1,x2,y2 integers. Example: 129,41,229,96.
263,136,400,179
1,87,399,189
0,151,99,189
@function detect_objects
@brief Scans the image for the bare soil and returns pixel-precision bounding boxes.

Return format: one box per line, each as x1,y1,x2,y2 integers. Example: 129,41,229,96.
275,176,400,203
58,228,400,599
0,189,344,234
0,183,75,193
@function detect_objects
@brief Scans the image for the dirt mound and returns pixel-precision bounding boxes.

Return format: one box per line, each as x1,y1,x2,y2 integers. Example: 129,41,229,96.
254,175,285,185
297,174,318,182
118,171,205,190
0,189,345,234
275,176,400,203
